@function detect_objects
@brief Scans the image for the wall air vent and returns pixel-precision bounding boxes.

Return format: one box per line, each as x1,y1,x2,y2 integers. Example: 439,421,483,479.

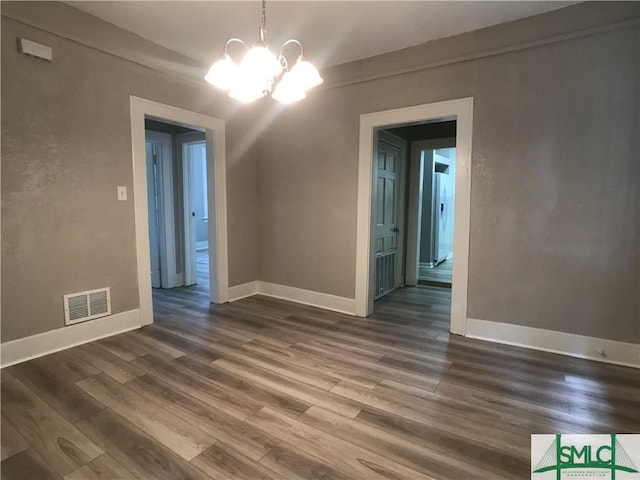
63,287,111,325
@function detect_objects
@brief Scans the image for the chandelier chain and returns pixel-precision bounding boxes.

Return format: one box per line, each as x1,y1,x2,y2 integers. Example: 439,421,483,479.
261,0,267,31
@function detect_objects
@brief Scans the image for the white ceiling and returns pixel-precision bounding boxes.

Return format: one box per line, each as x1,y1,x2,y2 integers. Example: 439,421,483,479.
67,1,575,69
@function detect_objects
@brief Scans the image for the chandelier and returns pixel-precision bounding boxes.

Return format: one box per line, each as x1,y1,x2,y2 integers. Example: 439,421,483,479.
204,0,323,104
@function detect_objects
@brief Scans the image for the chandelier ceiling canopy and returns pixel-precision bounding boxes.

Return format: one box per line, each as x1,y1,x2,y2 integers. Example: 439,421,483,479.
204,0,323,104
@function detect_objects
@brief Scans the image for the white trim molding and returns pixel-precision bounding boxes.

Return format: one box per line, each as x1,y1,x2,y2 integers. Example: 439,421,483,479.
1,309,141,368
355,97,473,337
466,318,640,368
228,281,356,316
228,281,261,302
130,96,229,327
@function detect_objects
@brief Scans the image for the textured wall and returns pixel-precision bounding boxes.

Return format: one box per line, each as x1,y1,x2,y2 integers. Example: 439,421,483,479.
1,3,259,342
255,2,639,342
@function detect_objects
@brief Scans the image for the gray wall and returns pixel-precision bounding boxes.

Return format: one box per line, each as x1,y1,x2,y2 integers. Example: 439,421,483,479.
1,2,259,342
254,2,639,342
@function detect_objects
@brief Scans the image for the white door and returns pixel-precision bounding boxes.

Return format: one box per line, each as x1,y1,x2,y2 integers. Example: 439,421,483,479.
374,137,402,299
146,142,161,288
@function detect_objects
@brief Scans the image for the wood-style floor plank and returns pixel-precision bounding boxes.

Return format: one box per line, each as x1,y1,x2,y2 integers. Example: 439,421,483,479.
64,453,133,480
125,329,186,359
1,379,103,476
77,373,215,461
299,405,490,479
6,350,100,383
124,373,279,461
0,369,16,384
242,339,382,389
206,340,340,390
329,380,530,456
137,325,222,362
75,409,210,480
0,449,62,480
247,406,436,480
213,356,364,418
7,358,105,423
259,441,353,480
2,272,637,479
355,406,529,479
191,442,286,480
1,414,29,461
434,380,626,433
71,344,145,384
173,354,313,419
292,341,446,390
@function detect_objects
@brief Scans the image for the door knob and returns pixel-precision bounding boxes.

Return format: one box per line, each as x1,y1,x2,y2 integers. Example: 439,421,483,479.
392,227,400,232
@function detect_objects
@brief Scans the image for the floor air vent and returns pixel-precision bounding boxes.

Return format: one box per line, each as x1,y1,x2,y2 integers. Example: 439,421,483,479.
63,287,111,325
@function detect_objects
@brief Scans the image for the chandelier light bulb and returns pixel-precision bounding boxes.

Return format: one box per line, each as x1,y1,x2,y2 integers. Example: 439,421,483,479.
229,87,265,103
228,74,265,103
242,45,283,79
204,54,237,91
289,58,324,91
272,72,307,104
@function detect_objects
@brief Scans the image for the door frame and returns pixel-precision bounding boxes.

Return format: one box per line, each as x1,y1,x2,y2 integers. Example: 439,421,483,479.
130,96,228,327
355,97,473,336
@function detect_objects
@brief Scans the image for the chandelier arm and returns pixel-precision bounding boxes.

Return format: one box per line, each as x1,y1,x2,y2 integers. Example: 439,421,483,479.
224,38,246,55
279,39,304,62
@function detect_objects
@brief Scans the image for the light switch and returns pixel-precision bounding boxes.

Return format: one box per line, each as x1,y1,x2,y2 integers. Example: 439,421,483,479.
117,186,127,201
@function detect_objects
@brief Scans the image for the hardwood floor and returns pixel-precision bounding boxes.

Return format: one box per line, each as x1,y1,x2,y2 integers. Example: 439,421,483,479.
418,259,452,286
2,261,639,478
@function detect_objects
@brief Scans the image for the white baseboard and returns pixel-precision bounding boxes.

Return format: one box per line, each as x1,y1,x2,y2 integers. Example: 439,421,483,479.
258,281,356,315
196,241,209,251
227,281,356,316
466,318,640,368
227,281,260,302
1,309,141,368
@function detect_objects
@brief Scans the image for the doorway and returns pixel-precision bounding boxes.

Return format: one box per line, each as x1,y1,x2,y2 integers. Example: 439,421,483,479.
144,120,210,294
413,138,457,288
181,137,210,288
130,97,228,327
355,98,473,336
